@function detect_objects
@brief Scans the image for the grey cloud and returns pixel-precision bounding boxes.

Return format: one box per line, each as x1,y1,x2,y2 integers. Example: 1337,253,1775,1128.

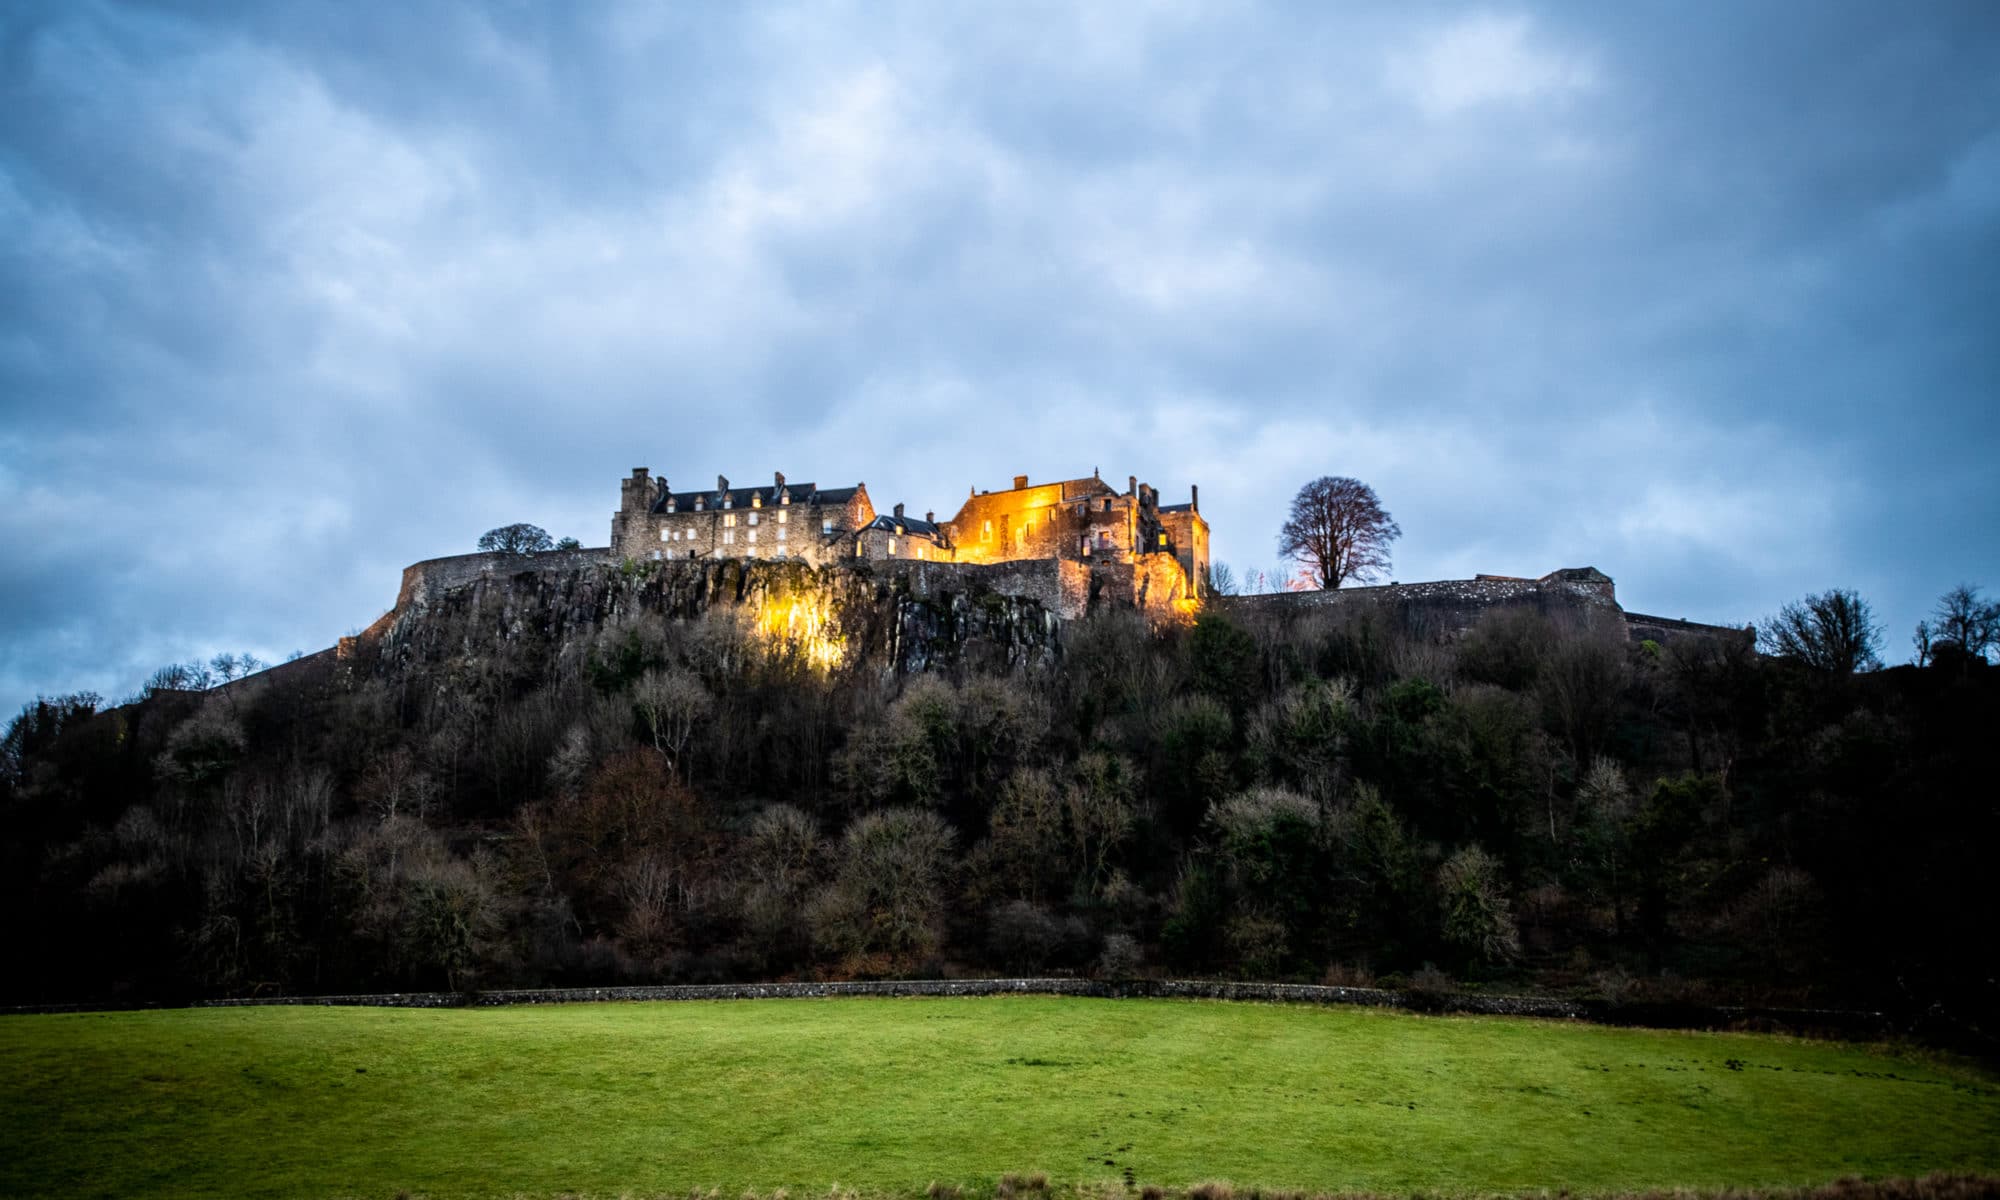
4,0,1997,713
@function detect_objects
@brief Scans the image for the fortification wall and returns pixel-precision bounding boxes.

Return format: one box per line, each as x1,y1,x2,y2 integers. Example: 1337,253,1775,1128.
1214,573,1623,633
1625,611,1753,647
396,547,614,610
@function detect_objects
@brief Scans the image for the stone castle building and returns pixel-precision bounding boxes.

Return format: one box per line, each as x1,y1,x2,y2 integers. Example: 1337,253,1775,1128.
611,466,1210,596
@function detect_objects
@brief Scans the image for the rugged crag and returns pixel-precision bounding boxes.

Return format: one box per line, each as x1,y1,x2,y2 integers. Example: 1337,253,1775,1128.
360,554,1069,684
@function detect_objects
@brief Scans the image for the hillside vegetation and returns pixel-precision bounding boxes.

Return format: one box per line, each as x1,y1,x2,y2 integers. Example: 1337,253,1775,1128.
2,563,1995,1029
4,997,1996,1198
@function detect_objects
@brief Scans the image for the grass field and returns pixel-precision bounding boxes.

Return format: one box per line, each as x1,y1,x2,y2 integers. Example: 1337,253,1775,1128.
2,996,1996,1200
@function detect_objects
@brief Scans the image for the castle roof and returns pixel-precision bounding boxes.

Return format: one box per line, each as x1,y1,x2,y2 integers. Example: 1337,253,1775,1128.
860,513,944,538
650,481,862,513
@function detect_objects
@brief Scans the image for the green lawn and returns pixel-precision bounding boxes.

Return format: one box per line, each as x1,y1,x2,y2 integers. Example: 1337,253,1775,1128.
2,997,1995,1200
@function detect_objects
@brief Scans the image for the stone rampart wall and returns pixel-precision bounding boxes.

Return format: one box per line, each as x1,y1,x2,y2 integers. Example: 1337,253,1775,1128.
395,547,614,610
1212,574,1624,636
1625,611,1753,647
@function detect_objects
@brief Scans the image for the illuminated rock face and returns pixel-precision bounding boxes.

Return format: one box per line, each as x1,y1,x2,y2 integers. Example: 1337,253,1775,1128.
375,557,1070,681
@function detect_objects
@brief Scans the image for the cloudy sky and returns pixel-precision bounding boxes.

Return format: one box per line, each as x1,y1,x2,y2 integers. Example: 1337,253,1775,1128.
4,1,1997,711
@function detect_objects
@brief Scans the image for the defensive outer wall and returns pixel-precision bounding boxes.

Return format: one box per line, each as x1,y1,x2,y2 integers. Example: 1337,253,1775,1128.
1214,567,1749,645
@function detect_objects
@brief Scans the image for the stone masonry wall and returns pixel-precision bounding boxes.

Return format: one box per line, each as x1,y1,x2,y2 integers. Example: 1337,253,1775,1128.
396,547,614,611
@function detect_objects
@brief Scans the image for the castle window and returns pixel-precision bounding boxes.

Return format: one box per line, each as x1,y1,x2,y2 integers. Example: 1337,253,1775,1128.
981,519,993,542
777,526,787,542
661,530,670,542
776,510,787,524
823,519,833,535
748,528,758,544
918,546,927,561
1102,499,1112,512
724,513,737,528
651,550,662,561
780,491,790,505
746,545,757,558
855,540,863,557
666,500,676,513
751,494,762,508
695,497,704,511
748,512,759,526
723,496,733,509
723,529,736,545
889,537,898,556
1159,533,1168,547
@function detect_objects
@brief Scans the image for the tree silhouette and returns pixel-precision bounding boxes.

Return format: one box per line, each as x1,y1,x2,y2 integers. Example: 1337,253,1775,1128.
1277,476,1401,589
1757,588,1881,673
477,523,554,556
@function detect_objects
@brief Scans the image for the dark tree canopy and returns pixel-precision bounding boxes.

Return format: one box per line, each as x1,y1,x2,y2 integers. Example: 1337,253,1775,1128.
1928,584,1999,663
477,523,555,556
1277,476,1401,589
554,536,583,551
1757,588,1882,674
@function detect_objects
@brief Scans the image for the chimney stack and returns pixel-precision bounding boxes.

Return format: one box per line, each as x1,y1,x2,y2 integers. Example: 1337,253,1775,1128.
925,510,934,524
1191,484,1199,512
894,502,905,519
1128,475,1137,497
717,474,729,493
1013,474,1029,490
774,470,785,489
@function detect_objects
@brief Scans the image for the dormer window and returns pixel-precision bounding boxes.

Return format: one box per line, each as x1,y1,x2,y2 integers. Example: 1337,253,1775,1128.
722,496,733,509
751,494,762,508
695,497,705,511
780,490,790,505
666,499,676,513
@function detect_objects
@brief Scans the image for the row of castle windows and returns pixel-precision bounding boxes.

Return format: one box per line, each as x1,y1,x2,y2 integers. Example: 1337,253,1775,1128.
650,547,792,561
662,514,835,543
665,491,792,513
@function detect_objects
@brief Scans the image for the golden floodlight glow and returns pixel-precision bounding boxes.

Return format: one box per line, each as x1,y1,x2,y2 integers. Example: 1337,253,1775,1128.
753,592,846,671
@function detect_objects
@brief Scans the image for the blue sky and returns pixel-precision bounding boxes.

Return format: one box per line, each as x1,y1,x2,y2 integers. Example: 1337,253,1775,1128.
4,1,1997,711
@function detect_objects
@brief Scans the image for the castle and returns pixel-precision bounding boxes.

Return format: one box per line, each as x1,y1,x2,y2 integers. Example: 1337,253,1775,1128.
610,466,1210,599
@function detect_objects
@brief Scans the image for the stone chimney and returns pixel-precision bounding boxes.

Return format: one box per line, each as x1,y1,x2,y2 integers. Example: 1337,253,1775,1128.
1128,474,1137,497
1013,474,1029,490
717,474,729,493
925,510,934,524
894,502,905,519
1191,484,1199,512
774,470,785,489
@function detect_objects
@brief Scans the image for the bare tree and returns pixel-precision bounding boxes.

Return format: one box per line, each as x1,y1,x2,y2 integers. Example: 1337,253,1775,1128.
631,668,711,779
1277,476,1401,589
1928,584,1999,663
1756,588,1881,673
477,523,554,555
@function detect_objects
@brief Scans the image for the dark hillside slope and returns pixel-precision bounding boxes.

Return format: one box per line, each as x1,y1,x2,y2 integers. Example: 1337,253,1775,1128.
3,559,1994,1044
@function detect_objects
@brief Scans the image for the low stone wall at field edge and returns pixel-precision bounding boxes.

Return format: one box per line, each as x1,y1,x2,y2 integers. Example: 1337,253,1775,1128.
186,977,1892,1038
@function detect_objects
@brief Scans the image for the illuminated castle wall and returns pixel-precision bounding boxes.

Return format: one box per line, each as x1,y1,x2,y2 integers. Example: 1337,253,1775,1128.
611,466,1210,598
